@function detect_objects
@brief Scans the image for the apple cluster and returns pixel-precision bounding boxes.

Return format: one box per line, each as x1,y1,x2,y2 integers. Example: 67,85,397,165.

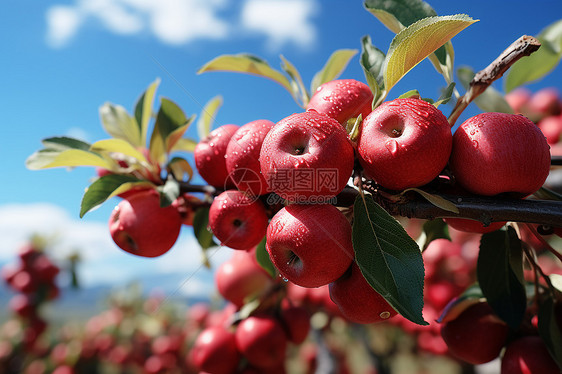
1,242,60,353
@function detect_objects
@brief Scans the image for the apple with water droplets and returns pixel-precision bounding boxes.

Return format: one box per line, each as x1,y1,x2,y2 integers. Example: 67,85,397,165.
266,204,354,288
357,98,452,191
260,110,354,202
194,124,239,188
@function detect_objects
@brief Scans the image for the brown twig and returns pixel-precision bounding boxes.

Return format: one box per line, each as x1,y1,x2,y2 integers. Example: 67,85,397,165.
448,35,541,127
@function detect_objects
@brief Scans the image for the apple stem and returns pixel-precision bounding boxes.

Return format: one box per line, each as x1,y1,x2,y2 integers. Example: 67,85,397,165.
447,35,541,127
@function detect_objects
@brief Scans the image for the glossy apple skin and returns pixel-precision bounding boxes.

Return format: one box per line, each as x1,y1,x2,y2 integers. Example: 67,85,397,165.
441,302,509,365
450,112,551,197
259,111,354,202
266,204,354,288
443,218,506,234
357,98,452,191
190,326,241,374
194,124,239,188
501,336,560,374
306,79,374,125
329,262,396,324
226,119,274,197
235,315,288,369
108,190,182,257
215,248,274,308
208,190,269,250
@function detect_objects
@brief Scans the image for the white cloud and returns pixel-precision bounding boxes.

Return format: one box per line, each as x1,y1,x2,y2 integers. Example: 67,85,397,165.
240,0,318,50
45,0,230,48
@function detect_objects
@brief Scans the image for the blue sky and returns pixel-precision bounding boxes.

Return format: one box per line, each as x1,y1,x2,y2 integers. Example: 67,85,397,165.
1,0,562,297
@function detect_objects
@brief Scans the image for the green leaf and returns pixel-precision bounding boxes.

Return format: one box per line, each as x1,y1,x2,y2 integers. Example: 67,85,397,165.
197,95,223,140
80,174,147,217
134,78,160,146
198,54,293,97
538,296,562,371
402,188,459,214
280,55,309,107
90,139,148,165
353,193,427,325
310,49,358,94
457,66,513,113
192,206,218,250
157,178,180,207
167,157,193,183
255,236,276,278
26,149,111,170
433,82,456,107
149,97,193,163
171,137,198,153
477,227,527,329
397,89,421,99
383,15,477,95
360,35,386,107
41,136,91,152
505,20,562,92
422,218,450,251
99,103,142,147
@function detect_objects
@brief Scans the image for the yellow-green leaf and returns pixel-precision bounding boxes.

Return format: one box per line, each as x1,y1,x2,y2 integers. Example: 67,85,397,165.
403,188,459,214
280,55,309,107
310,49,358,94
28,149,111,170
99,103,142,147
198,54,293,95
171,138,198,153
168,157,193,182
90,139,148,164
135,78,160,146
197,95,223,140
383,15,477,94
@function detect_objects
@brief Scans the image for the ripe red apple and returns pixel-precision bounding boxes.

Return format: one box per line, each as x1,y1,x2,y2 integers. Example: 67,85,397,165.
539,115,562,145
260,111,354,202
9,294,36,318
329,262,397,324
235,314,288,369
266,204,354,288
108,190,182,257
306,79,374,126
357,98,452,190
450,112,551,197
225,119,274,197
215,248,274,307
505,88,531,114
501,336,560,374
171,193,201,226
279,301,311,344
190,325,241,374
528,87,561,119
194,124,239,188
208,190,269,250
443,218,506,234
440,302,509,364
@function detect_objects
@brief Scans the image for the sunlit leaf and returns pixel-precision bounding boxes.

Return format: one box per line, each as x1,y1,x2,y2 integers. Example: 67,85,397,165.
197,95,223,140
167,157,193,183
90,139,148,164
26,149,111,170
433,82,456,107
383,15,477,94
280,55,309,107
457,66,513,113
360,35,386,107
402,188,459,214
41,137,91,152
397,89,421,99
353,193,427,325
149,97,193,163
505,20,562,92
310,49,358,94
171,137,198,153
134,78,160,146
198,54,293,96
99,103,142,147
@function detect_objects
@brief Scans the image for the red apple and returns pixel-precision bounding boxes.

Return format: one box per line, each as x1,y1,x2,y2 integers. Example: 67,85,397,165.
279,301,311,344
266,204,354,288
329,262,397,324
171,193,201,226
108,190,182,257
528,87,561,119
208,190,269,250
357,98,452,190
443,218,506,234
259,111,354,202
441,302,509,364
194,124,239,188
215,248,274,307
450,112,551,196
505,88,531,114
9,294,36,318
539,115,562,145
306,79,373,126
226,119,274,197
501,336,560,374
235,314,288,369
190,325,241,374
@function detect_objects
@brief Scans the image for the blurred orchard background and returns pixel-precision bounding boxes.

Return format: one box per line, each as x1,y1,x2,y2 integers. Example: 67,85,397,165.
1,1,562,373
